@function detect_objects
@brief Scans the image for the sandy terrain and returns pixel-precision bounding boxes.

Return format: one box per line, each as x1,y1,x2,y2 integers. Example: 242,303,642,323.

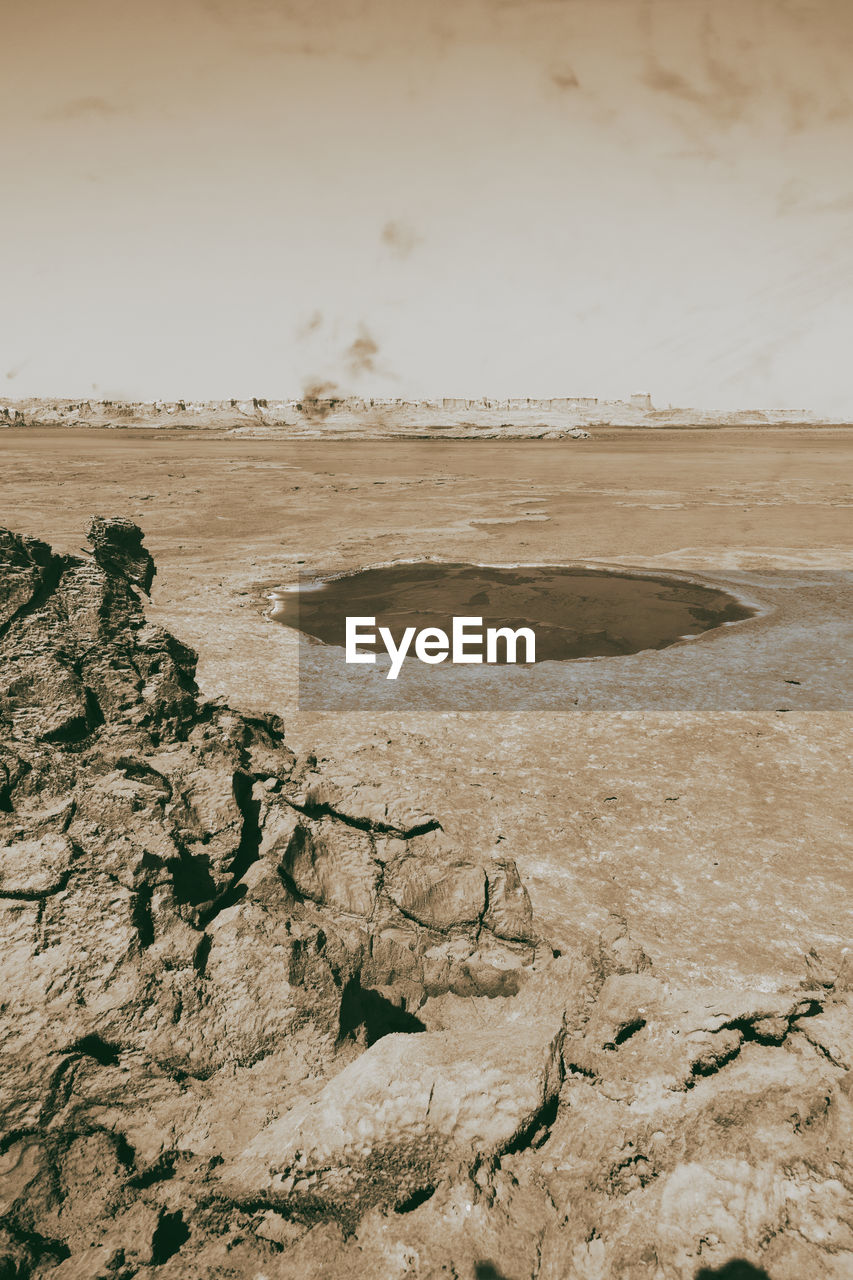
2,425,851,993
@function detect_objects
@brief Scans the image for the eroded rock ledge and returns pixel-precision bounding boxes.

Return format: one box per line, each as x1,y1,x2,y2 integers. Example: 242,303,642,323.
0,520,851,1280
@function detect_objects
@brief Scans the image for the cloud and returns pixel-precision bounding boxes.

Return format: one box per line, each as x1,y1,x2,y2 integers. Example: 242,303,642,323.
43,96,123,122
381,220,422,259
549,66,580,91
642,56,755,128
295,311,323,340
643,65,703,107
345,327,379,377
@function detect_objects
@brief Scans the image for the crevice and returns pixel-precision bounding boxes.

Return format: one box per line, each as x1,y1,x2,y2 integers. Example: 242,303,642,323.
374,881,483,938
0,1221,70,1271
82,684,105,731
68,1033,122,1066
231,771,263,879
0,869,73,900
131,884,155,947
151,1209,190,1263
337,977,426,1045
803,1034,847,1071
394,1184,436,1213
39,1057,78,1125
193,932,212,977
674,1002,828,1091
219,1192,312,1221
116,756,173,798
129,1151,178,1189
564,1062,600,1082
0,549,67,645
679,1001,827,1092
190,771,264,930
475,868,491,940
291,795,441,841
532,1233,544,1280
726,1000,823,1045
684,1040,745,1088
605,1018,646,1049
501,1092,560,1156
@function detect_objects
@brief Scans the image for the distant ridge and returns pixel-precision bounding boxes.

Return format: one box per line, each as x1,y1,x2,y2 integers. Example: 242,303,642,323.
0,395,831,438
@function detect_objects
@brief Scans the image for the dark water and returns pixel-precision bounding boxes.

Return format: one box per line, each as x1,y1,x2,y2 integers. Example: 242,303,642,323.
269,563,754,663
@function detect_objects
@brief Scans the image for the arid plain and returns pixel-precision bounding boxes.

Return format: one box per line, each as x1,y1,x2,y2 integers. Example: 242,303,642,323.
3,425,850,989
3,422,853,1278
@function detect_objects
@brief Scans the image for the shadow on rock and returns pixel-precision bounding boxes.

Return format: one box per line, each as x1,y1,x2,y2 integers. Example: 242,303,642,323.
338,975,427,1045
696,1260,774,1279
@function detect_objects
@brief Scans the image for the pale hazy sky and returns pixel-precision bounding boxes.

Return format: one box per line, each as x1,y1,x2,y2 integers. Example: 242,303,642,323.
2,0,853,410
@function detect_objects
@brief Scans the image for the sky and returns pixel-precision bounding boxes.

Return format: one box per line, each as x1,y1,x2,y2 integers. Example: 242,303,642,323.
2,0,853,411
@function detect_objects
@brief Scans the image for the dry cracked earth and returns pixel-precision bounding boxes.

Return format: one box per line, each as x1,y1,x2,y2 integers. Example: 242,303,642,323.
0,507,852,1280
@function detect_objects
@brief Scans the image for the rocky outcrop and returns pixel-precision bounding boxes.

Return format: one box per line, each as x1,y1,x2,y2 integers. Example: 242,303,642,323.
1,520,851,1279
222,1020,565,1227
0,518,543,1275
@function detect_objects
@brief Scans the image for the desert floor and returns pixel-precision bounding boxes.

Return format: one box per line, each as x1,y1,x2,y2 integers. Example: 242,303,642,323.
2,425,850,992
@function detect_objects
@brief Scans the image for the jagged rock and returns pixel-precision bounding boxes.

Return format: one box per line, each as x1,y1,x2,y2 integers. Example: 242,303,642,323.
795,1003,853,1069
385,848,486,930
483,856,537,943
0,529,58,629
0,833,75,896
562,975,823,1099
87,514,155,591
525,1039,853,1280
589,911,654,978
0,520,543,1276
281,816,380,917
276,811,538,1004
297,773,440,836
221,1019,564,1225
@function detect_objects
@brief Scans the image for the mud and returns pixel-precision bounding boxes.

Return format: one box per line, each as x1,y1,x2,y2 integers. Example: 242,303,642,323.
270,562,754,663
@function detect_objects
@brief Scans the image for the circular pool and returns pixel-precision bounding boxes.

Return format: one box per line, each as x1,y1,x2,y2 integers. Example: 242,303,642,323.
268,562,754,664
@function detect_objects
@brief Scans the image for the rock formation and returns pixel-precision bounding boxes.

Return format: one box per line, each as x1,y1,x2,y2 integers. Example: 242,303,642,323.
0,519,850,1278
